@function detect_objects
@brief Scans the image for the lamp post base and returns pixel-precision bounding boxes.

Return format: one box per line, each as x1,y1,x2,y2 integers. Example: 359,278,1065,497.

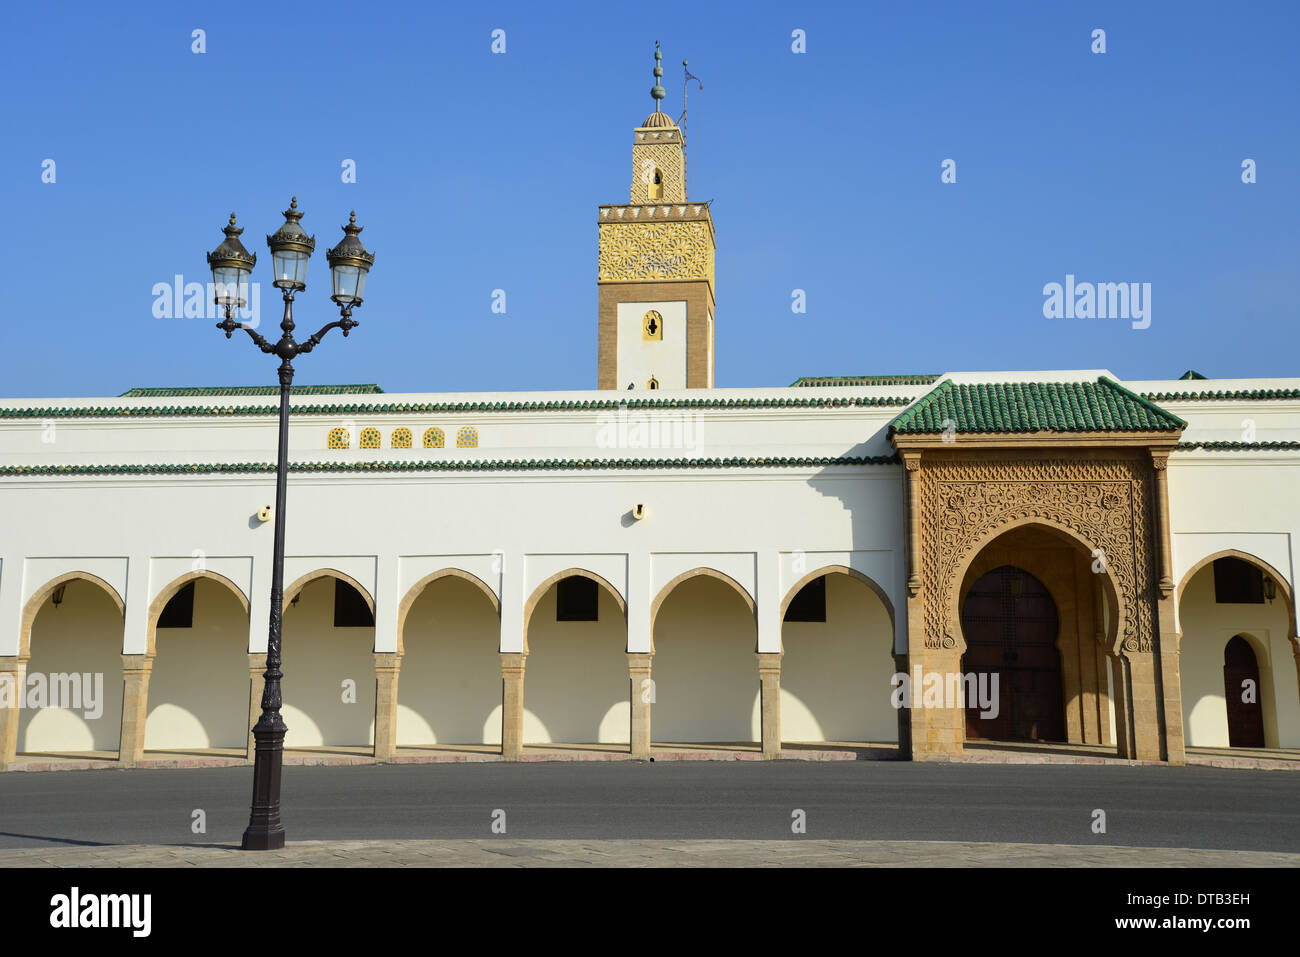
241,826,286,851
242,721,287,851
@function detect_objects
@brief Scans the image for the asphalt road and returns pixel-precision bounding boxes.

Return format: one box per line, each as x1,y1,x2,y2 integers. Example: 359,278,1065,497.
0,761,1296,851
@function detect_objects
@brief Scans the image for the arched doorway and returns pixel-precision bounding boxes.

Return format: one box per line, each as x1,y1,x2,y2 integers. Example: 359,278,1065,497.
397,571,501,746
651,571,757,744
146,574,250,751
1176,551,1296,749
1223,636,1265,748
280,572,376,748
20,576,126,754
961,565,1065,743
523,570,628,744
779,567,896,743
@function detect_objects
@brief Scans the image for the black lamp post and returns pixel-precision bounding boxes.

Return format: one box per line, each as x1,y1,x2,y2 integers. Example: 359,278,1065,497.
206,198,375,850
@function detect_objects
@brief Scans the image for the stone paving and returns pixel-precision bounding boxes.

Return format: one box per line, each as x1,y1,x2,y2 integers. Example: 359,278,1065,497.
0,839,1296,868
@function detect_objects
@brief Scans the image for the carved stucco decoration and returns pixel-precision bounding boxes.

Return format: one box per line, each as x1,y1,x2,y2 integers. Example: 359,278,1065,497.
598,221,714,284
630,141,685,204
919,453,1156,656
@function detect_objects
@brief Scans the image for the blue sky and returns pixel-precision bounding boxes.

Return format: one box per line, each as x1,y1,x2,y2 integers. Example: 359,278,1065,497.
2,0,1296,397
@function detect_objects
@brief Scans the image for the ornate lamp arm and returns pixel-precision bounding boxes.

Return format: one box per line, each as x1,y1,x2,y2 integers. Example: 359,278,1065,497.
297,310,359,356
216,310,275,353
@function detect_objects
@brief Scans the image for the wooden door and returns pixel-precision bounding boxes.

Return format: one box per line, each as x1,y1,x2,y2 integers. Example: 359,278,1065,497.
961,565,1065,742
1223,635,1265,748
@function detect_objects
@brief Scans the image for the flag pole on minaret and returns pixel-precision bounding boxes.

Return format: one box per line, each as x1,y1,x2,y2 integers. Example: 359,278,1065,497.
681,59,703,200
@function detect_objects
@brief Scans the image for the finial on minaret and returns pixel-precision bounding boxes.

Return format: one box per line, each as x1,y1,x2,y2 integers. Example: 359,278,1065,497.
650,40,666,107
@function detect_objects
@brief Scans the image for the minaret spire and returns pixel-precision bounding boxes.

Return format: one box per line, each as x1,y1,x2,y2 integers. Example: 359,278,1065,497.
650,40,666,111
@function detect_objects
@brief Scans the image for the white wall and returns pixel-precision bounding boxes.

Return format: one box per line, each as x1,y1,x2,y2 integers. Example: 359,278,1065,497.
617,300,687,390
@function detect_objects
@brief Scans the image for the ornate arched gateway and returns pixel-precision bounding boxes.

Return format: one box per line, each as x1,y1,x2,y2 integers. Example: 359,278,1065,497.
890,377,1187,763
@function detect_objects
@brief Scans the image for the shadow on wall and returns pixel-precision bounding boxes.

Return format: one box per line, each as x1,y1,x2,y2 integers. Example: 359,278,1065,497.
146,578,249,750
397,575,502,745
781,572,897,742
20,579,125,753
280,577,375,748
654,576,758,742
526,583,627,744
803,458,906,743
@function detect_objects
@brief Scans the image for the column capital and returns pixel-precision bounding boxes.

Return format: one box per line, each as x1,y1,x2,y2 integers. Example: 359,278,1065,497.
120,653,155,675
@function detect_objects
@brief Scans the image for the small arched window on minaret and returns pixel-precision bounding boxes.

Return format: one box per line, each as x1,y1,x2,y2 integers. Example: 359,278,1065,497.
647,376,659,390
649,168,663,201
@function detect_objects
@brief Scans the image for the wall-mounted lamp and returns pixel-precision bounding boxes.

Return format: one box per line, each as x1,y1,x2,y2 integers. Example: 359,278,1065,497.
632,504,647,521
1263,577,1277,603
51,584,66,609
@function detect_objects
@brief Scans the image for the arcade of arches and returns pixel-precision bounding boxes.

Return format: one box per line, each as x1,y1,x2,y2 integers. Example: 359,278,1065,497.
0,541,1295,767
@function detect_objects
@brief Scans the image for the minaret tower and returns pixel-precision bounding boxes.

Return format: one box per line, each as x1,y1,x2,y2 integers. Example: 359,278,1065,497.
597,42,716,390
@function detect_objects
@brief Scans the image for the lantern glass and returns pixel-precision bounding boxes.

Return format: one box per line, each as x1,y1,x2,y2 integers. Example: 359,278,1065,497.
273,248,310,287
211,264,249,307
331,263,367,304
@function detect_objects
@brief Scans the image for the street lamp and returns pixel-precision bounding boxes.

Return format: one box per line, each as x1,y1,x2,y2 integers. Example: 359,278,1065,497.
207,198,374,851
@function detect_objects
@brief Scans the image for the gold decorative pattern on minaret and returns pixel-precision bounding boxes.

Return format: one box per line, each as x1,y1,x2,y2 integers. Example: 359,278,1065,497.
598,221,713,284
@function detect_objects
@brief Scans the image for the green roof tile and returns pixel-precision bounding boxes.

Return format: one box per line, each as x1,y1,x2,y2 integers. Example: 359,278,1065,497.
790,375,940,388
119,384,385,397
890,377,1186,435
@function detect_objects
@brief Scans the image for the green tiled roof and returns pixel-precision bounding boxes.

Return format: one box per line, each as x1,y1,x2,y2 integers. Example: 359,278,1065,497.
119,384,385,397
0,394,914,420
1179,370,1207,380
790,375,940,388
890,377,1186,435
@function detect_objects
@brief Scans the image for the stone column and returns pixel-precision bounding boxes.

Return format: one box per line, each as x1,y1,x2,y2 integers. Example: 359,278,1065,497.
1109,652,1135,758
1096,640,1113,746
247,652,267,762
628,652,653,760
892,652,911,756
918,647,966,758
1150,451,1175,597
758,652,782,759
119,654,154,767
501,652,527,760
1125,651,1164,761
373,652,402,762
902,453,923,596
0,657,28,770
1157,633,1186,765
